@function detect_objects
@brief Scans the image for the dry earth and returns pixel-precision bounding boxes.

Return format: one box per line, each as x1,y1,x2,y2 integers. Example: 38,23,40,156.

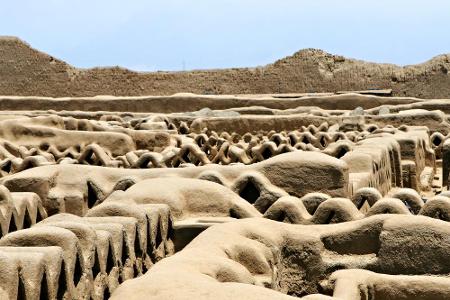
0,37,449,300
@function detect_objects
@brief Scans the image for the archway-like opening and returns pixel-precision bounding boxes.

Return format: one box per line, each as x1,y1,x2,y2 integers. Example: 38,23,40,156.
239,180,260,204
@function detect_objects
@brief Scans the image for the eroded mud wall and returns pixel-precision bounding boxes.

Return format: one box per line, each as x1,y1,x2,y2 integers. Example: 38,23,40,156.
1,37,450,98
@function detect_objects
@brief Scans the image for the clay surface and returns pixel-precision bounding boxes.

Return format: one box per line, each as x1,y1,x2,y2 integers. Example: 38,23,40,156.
1,37,450,300
1,36,450,98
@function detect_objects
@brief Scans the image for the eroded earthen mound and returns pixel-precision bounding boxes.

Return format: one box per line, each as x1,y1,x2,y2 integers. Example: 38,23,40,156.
0,43,450,298
1,36,450,98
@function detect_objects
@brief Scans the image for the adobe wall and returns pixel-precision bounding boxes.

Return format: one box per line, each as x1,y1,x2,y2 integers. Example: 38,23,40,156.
1,36,449,98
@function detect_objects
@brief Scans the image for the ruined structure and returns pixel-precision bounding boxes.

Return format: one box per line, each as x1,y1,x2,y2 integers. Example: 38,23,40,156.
0,37,450,299
1,37,450,98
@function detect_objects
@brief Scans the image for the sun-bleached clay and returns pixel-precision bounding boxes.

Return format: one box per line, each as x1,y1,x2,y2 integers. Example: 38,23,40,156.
0,37,450,299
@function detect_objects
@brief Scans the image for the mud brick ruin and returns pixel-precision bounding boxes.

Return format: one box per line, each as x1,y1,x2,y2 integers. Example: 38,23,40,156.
0,37,450,299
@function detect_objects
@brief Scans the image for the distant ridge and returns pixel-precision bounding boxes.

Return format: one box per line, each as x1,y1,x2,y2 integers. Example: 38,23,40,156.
0,36,449,98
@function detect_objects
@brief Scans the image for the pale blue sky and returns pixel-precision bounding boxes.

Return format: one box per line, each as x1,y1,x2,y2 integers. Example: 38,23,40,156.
1,0,449,71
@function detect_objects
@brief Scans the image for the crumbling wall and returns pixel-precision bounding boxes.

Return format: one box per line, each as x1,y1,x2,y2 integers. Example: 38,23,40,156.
1,37,450,98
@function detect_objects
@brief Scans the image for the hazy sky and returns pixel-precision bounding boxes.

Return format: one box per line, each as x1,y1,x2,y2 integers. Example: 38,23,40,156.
2,0,449,71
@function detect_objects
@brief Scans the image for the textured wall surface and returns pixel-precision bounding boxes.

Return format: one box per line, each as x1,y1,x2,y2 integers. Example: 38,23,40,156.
1,36,449,98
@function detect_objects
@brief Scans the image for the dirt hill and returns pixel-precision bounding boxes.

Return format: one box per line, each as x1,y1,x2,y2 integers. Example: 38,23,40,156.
0,36,449,98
